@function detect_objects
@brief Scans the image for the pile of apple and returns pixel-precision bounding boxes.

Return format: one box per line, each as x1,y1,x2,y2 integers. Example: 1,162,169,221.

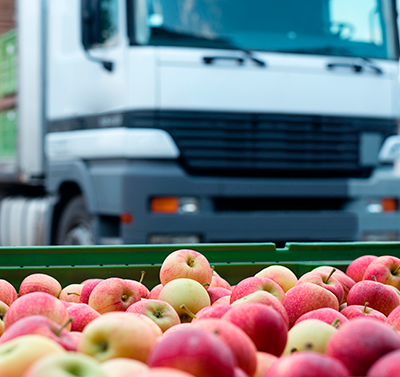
2,251,400,376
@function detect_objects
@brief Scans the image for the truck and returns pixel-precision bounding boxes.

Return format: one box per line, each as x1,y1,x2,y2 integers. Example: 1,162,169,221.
0,0,400,246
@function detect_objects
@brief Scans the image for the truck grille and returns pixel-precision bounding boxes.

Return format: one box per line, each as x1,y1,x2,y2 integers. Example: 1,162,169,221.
157,112,396,178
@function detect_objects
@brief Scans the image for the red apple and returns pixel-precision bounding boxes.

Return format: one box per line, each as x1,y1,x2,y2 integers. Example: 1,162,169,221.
265,351,351,377
79,279,103,304
366,349,400,377
363,256,400,289
210,274,232,291
255,265,298,293
346,255,378,282
385,305,400,331
341,303,387,322
283,283,339,328
346,280,399,316
135,368,196,377
234,368,249,377
88,278,141,314
222,303,288,356
192,304,232,322
0,280,18,307
230,277,285,304
0,315,76,351
160,249,213,289
66,303,101,332
69,331,83,346
253,352,278,377
162,323,192,337
148,328,236,377
148,284,163,300
18,274,61,298
125,277,149,299
212,296,231,306
4,292,71,330
294,308,349,327
326,317,400,376
192,318,258,376
207,287,231,304
59,284,84,303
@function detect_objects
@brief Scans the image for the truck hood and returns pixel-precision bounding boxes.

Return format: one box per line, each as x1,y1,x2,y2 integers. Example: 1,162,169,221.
157,47,399,118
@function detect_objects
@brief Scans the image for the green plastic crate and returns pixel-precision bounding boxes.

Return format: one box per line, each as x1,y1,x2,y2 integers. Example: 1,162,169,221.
0,108,17,158
1,242,400,290
0,29,17,98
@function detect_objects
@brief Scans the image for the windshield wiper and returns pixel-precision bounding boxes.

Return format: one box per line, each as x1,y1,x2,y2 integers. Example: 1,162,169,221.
203,50,266,67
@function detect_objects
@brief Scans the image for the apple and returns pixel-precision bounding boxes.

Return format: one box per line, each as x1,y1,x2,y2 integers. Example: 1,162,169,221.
69,331,83,346
162,323,192,337
88,278,141,314
265,351,351,377
22,351,108,377
0,315,76,350
78,312,158,363
212,296,231,306
341,303,387,322
346,255,378,283
4,292,71,330
230,277,285,304
125,274,149,299
0,335,65,377
207,287,231,304
363,256,400,289
210,274,232,291
222,303,288,356
192,318,258,376
58,284,84,303
0,279,18,306
130,312,163,337
231,291,289,328
100,358,149,377
0,300,9,336
66,303,101,332
234,368,249,377
283,319,337,355
297,269,344,304
79,279,103,304
18,274,62,298
192,304,232,322
148,284,163,300
158,278,211,323
385,305,400,331
366,349,400,377
346,280,399,316
326,317,400,376
255,265,298,292
294,308,349,327
283,283,339,328
160,249,213,288
253,352,278,377
135,368,196,377
126,299,180,333
147,328,236,377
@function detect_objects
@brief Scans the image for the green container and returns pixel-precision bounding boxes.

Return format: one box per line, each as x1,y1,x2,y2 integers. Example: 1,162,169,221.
0,242,399,290
0,29,17,98
0,108,17,158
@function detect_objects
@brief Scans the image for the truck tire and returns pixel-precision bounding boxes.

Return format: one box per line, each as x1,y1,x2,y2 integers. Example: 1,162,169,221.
56,195,94,245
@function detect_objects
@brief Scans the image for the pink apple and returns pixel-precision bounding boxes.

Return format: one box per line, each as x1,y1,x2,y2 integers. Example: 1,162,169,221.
234,368,249,377
4,292,71,330
363,256,400,289
125,278,149,299
283,283,339,328
207,287,231,304
69,331,83,346
366,349,400,377
210,274,232,290
222,303,288,356
159,249,213,288
162,323,192,337
18,274,62,298
346,255,378,282
297,270,344,304
294,308,349,327
346,280,399,316
213,296,231,306
148,328,236,377
254,352,278,377
79,279,103,304
265,351,351,377
78,312,158,362
126,299,180,333
88,278,141,314
0,315,76,351
148,284,163,300
230,277,285,304
135,368,196,377
255,265,298,293
385,305,400,331
326,318,400,376
66,303,101,332
192,304,232,322
101,358,149,377
192,318,257,376
59,284,84,303
0,280,18,307
341,304,387,322
231,291,289,328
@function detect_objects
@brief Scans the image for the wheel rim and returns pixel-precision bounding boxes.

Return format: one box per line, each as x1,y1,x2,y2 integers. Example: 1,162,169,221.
63,222,94,245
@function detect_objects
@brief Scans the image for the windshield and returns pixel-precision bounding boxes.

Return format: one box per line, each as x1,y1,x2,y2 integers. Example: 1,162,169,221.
132,0,399,60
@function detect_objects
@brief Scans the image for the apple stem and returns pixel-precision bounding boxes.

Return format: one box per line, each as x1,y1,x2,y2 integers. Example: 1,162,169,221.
290,347,298,353
305,343,313,351
331,318,340,328
54,317,74,336
324,268,336,284
139,271,146,284
393,265,400,275
364,302,369,313
202,283,210,287
189,260,195,267
121,294,128,302
372,276,377,282
180,304,197,319
67,292,81,296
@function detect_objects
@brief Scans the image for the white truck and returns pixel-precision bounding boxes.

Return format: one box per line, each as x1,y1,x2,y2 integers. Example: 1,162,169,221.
0,0,400,246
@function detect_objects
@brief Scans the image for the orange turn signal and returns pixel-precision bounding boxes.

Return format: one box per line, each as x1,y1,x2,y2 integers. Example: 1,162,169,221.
382,198,398,212
150,197,179,213
120,213,134,224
